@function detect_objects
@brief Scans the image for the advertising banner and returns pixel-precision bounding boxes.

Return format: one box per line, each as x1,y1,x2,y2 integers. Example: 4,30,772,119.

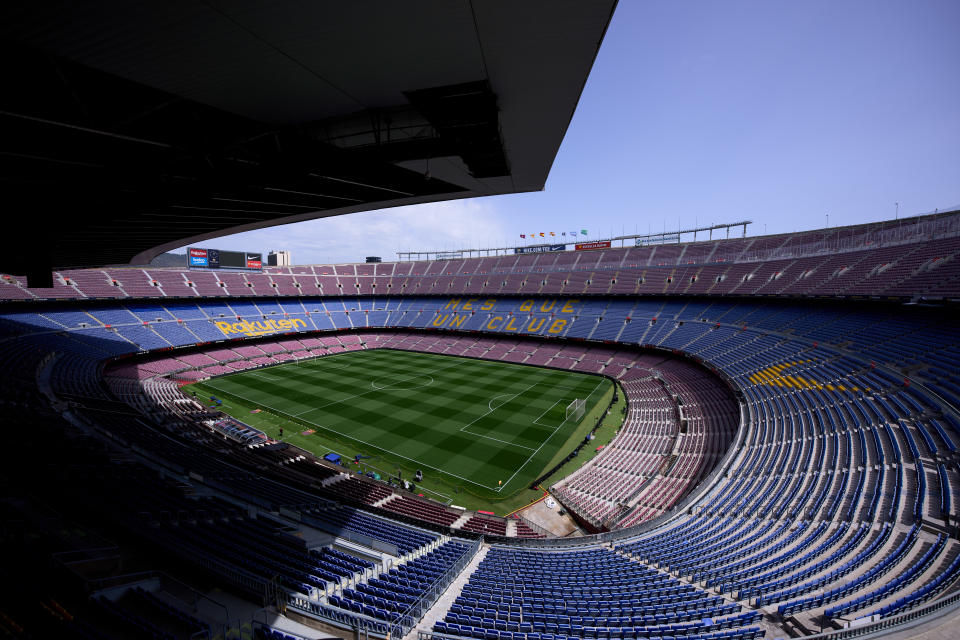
575,240,611,251
636,235,680,246
515,243,566,254
188,248,208,267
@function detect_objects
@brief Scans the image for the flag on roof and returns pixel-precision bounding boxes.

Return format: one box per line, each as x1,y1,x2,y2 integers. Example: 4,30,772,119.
520,234,526,238
571,230,577,236
549,232,555,236
580,229,588,235
539,232,545,237
561,231,566,236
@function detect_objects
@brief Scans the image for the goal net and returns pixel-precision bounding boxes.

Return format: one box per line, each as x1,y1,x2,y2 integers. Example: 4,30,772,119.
565,397,586,423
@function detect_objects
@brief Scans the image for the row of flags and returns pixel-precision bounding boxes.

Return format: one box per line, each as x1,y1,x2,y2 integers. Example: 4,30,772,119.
520,230,588,239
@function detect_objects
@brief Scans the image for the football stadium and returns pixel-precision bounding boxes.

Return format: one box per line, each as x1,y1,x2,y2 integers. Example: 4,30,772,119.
1,2,959,640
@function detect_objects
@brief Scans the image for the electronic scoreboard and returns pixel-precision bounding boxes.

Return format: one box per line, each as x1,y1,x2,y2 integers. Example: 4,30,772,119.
188,248,262,270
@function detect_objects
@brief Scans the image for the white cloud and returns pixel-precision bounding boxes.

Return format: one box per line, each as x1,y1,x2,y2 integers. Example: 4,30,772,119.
177,198,511,264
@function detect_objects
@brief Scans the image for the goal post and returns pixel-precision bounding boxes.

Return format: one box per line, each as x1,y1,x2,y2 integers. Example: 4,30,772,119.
565,397,586,423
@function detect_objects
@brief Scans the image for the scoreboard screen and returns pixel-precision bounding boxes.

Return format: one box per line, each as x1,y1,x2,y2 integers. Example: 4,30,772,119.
187,248,262,271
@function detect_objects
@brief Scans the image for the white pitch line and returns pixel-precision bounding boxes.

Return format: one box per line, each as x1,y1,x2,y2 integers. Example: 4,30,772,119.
495,378,608,492
299,418,502,490
467,380,596,432
457,379,543,433
460,378,604,452
249,371,283,382
532,398,565,427
460,429,538,452
371,375,434,392
306,359,351,371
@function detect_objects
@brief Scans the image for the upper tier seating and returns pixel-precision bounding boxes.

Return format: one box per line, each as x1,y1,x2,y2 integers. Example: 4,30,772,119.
4,211,960,302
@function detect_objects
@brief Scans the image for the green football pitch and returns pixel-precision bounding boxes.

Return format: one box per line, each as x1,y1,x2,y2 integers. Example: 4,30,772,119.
187,348,611,500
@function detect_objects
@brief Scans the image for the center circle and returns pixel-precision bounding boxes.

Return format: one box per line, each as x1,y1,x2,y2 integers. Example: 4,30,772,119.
370,375,435,391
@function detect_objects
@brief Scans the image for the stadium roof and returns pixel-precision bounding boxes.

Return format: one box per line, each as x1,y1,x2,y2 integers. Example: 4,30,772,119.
0,0,617,285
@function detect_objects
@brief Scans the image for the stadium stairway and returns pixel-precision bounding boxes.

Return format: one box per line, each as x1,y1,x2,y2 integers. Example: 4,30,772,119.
321,472,350,488
375,493,402,508
321,536,474,636
449,512,473,530
407,545,491,640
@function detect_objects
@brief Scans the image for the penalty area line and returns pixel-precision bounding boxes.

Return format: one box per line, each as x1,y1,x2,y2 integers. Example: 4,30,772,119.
458,379,543,433
460,428,538,452
495,378,607,493
531,398,564,427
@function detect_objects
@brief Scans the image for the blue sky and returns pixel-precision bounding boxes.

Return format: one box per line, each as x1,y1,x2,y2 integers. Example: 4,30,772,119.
185,1,960,264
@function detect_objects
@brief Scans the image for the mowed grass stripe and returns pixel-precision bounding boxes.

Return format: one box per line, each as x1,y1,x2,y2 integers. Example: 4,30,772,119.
206,352,591,484
290,373,558,463
211,350,468,415
195,348,610,492
205,351,582,447
278,351,521,403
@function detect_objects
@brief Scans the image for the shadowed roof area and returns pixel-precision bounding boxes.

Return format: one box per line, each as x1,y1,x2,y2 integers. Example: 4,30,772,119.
0,0,617,284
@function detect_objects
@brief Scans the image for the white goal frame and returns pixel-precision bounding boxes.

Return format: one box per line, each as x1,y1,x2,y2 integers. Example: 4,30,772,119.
565,397,586,423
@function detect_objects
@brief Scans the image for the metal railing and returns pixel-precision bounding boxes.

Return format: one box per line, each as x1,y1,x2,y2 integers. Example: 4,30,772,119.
286,597,393,636
287,537,483,639
414,586,960,640
514,515,552,539
299,510,400,557
385,537,483,637
796,586,960,639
